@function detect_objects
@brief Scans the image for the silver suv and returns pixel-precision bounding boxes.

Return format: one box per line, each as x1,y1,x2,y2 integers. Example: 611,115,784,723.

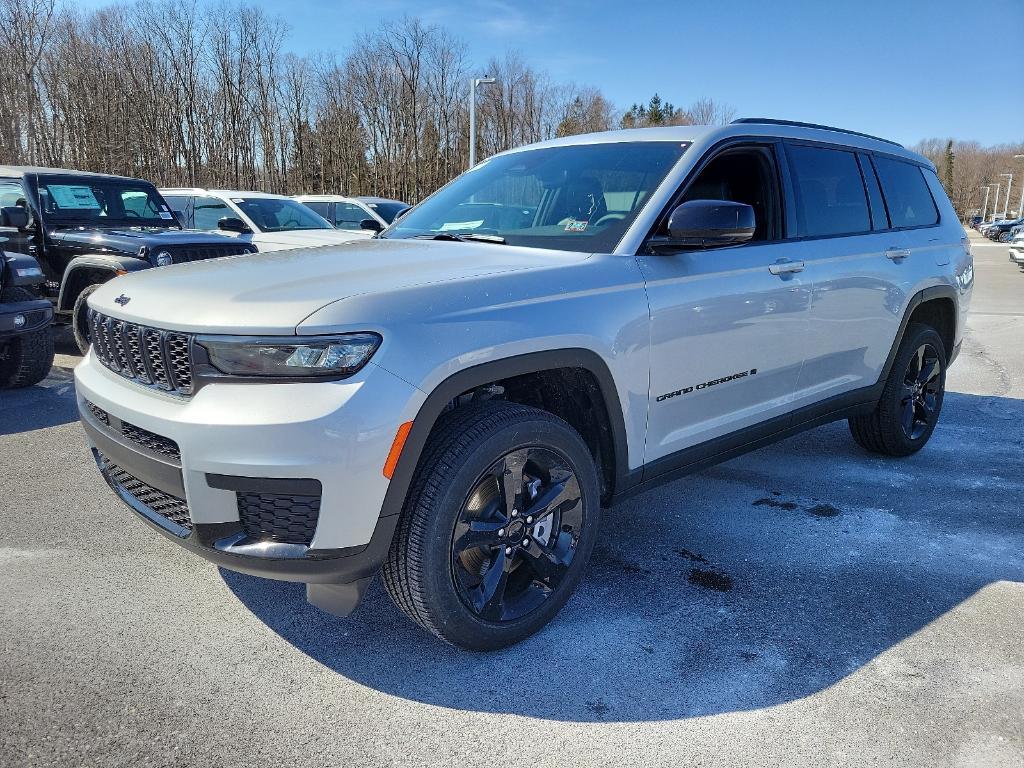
75,119,973,650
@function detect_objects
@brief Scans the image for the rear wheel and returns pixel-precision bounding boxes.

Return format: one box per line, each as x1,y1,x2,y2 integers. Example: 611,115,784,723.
0,288,54,389
382,401,600,650
848,323,946,456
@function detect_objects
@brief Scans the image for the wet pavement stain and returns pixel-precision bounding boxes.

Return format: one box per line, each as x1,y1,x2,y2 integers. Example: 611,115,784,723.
753,497,799,511
677,548,709,563
688,568,733,592
807,503,841,518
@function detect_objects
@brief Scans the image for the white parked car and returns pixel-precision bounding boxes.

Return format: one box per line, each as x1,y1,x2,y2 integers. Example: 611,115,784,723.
161,188,372,252
1009,230,1024,268
293,194,410,232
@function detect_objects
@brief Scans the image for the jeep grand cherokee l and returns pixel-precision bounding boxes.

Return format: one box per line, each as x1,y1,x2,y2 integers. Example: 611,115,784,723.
74,119,973,650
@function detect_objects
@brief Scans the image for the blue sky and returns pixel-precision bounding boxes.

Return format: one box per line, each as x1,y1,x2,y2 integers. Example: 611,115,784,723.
85,0,1024,146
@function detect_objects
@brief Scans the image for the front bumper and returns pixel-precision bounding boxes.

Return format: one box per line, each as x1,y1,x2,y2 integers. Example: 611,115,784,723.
0,296,53,339
75,351,423,586
1009,246,1024,265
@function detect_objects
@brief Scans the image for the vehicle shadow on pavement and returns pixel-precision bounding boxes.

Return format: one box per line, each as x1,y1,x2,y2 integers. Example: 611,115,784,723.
0,366,79,434
221,391,1024,722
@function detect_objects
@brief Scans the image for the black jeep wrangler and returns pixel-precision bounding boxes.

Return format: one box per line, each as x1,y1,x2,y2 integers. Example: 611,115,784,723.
0,247,54,388
0,167,256,353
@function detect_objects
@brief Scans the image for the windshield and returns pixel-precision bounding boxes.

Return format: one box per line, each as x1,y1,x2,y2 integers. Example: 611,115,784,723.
35,176,178,228
233,197,332,233
384,141,687,252
364,200,409,223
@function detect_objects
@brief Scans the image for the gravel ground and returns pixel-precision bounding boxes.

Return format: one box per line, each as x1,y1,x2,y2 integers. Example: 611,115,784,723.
1,231,1021,767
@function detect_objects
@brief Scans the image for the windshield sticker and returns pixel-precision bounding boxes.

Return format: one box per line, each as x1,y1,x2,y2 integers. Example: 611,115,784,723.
231,198,245,204
440,220,484,231
159,211,173,219
46,185,101,210
564,219,588,233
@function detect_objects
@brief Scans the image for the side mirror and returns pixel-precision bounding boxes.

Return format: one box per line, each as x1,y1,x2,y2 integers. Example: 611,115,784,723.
0,206,29,230
359,218,383,233
217,216,251,234
652,199,755,251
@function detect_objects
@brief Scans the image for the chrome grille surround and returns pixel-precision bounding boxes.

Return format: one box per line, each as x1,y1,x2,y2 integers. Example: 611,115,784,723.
88,309,193,396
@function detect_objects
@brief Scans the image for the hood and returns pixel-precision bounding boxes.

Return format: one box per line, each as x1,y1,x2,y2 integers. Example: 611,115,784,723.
252,229,373,251
52,226,241,252
89,237,590,334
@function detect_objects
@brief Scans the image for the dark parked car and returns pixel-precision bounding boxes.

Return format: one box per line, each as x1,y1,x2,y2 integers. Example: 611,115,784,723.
0,241,53,388
0,166,257,353
985,216,1024,241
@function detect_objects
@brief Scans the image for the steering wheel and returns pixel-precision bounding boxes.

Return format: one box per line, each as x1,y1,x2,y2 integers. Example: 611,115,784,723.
593,213,625,228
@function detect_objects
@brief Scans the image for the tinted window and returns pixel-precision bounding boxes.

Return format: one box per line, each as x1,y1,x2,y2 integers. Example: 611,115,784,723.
387,141,688,253
787,145,870,237
334,202,368,228
364,201,409,223
873,156,939,228
192,196,231,230
302,201,330,218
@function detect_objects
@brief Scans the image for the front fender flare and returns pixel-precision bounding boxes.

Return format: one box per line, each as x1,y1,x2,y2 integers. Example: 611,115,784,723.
377,348,630,520
57,254,148,311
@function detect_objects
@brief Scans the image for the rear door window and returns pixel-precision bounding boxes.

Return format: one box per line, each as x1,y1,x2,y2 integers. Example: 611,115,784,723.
786,144,871,237
872,156,939,228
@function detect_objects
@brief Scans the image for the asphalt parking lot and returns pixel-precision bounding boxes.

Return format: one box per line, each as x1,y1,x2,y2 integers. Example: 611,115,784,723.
1,231,1022,767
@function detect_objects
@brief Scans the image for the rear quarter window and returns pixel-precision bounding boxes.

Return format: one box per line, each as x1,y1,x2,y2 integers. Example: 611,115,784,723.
786,144,871,238
873,156,939,228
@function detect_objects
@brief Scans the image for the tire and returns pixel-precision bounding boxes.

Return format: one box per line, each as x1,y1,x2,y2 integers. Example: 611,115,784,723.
848,323,947,456
72,283,101,355
0,288,55,389
382,401,601,651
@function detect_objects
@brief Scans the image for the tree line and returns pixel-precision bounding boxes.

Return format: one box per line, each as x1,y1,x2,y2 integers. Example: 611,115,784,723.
0,0,741,202
913,139,1024,220
2,0,1015,216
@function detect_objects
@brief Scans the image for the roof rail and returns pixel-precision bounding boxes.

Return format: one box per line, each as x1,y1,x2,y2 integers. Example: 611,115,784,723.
730,118,903,148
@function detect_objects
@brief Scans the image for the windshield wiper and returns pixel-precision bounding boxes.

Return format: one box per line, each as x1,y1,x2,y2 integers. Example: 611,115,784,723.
413,232,506,244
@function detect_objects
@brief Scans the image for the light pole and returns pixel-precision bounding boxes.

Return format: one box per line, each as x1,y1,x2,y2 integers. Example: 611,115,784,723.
1014,155,1024,217
469,76,496,169
980,185,991,222
992,181,1002,221
999,173,1013,218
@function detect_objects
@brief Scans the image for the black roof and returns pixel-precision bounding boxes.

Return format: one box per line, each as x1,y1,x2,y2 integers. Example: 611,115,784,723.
0,165,148,183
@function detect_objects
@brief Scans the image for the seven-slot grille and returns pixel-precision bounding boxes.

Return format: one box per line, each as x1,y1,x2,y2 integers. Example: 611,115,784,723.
88,309,194,395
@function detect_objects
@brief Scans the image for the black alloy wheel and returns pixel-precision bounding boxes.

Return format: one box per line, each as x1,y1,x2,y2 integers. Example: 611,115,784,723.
899,343,942,440
382,401,600,650
451,447,583,623
848,322,947,456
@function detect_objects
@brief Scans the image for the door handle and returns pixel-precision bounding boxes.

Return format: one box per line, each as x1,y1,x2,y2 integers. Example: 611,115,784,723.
885,247,911,261
768,259,805,275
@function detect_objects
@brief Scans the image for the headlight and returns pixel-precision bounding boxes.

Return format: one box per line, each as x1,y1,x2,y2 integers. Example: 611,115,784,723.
154,250,173,267
197,333,381,378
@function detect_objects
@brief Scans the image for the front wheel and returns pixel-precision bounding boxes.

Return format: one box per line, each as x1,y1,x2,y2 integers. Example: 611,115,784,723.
382,401,600,651
848,323,947,456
